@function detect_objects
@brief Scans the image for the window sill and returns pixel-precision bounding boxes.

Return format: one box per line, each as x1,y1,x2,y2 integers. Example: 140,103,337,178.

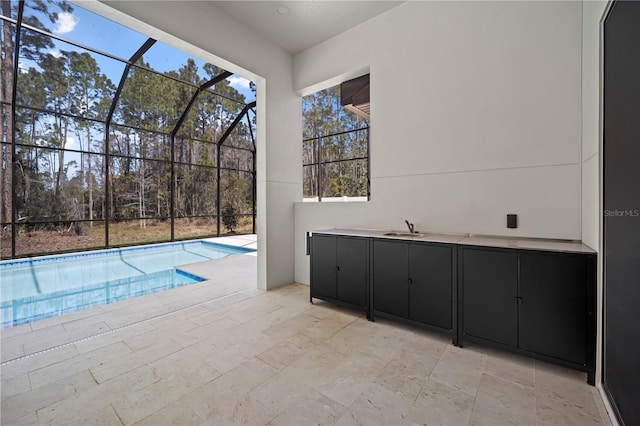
302,197,369,203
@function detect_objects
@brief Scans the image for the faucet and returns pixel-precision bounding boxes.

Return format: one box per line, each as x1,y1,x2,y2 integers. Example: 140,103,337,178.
405,219,415,234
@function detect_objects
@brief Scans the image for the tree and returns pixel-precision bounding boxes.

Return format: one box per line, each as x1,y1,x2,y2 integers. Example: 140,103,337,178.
1,0,73,225
69,51,114,225
222,201,237,233
14,66,48,222
39,52,72,204
302,84,368,199
115,60,165,228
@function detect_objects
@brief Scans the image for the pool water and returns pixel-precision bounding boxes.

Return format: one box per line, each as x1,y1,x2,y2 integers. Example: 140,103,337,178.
0,241,254,327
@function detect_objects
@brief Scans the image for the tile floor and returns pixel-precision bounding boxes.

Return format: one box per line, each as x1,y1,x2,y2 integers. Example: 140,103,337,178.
1,243,612,425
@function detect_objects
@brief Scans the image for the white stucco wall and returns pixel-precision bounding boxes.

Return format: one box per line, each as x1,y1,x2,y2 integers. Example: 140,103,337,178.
582,0,606,253
293,1,583,285
80,0,302,289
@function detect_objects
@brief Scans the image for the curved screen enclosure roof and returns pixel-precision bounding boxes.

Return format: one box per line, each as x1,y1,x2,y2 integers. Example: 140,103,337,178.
0,1,257,259
10,0,255,110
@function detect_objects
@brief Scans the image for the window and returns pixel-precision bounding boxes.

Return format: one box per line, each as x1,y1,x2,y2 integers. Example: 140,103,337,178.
302,75,369,201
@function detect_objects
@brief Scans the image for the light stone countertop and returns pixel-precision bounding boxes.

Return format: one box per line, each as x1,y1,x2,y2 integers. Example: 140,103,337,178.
311,228,596,255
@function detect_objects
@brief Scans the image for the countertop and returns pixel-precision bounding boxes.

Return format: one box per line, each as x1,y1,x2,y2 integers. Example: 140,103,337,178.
311,228,596,255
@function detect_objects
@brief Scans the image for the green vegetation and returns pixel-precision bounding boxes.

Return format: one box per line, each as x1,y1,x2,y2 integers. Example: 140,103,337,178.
0,1,255,259
302,85,369,199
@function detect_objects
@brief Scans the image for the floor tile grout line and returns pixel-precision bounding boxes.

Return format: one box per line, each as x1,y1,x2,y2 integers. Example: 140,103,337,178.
462,347,488,424
110,403,126,426
88,368,100,386
1,287,259,366
25,306,109,335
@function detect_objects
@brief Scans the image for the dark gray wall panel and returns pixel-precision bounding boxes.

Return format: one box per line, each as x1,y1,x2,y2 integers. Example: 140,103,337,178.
604,1,640,424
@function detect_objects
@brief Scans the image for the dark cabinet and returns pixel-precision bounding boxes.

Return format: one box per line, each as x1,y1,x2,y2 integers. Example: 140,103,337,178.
372,240,409,317
310,235,368,313
373,239,454,338
462,249,518,347
409,243,454,330
310,235,337,300
460,246,595,384
309,232,595,384
519,251,588,365
336,237,368,307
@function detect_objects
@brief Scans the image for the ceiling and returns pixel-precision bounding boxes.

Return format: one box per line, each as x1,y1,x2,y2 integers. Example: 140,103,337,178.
212,1,404,54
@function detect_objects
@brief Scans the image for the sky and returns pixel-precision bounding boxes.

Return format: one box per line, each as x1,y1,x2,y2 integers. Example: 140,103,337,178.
19,1,256,103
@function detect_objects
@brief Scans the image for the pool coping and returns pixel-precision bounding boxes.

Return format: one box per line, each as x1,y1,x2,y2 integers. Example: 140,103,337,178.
0,236,256,269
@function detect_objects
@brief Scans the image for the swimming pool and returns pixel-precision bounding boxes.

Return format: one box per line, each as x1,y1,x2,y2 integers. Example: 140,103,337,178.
0,241,254,327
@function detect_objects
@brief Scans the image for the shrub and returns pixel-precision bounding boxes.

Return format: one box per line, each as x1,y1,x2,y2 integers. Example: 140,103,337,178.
222,202,238,233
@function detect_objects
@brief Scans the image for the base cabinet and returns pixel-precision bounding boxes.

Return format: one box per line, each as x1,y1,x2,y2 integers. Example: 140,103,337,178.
460,246,596,384
519,251,590,366
373,240,455,339
461,248,518,347
310,235,368,314
310,235,338,300
335,237,369,308
309,232,596,384
408,243,454,330
372,240,409,317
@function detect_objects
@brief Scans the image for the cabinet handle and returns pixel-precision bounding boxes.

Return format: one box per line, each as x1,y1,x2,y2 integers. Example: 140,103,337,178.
514,296,523,304
336,265,340,272
408,277,413,285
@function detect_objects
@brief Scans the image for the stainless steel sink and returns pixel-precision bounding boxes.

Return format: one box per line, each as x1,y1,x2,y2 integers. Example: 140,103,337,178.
383,232,427,237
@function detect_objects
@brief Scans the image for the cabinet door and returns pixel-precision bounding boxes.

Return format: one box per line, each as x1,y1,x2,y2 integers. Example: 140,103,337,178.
462,248,518,346
373,240,409,317
409,244,452,330
519,252,587,365
311,235,337,300
336,237,368,307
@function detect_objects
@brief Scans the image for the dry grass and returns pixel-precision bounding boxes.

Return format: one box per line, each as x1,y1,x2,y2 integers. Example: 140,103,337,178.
0,217,254,259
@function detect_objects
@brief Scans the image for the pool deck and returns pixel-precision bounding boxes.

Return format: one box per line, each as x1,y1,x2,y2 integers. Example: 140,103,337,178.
0,233,611,425
1,235,258,358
